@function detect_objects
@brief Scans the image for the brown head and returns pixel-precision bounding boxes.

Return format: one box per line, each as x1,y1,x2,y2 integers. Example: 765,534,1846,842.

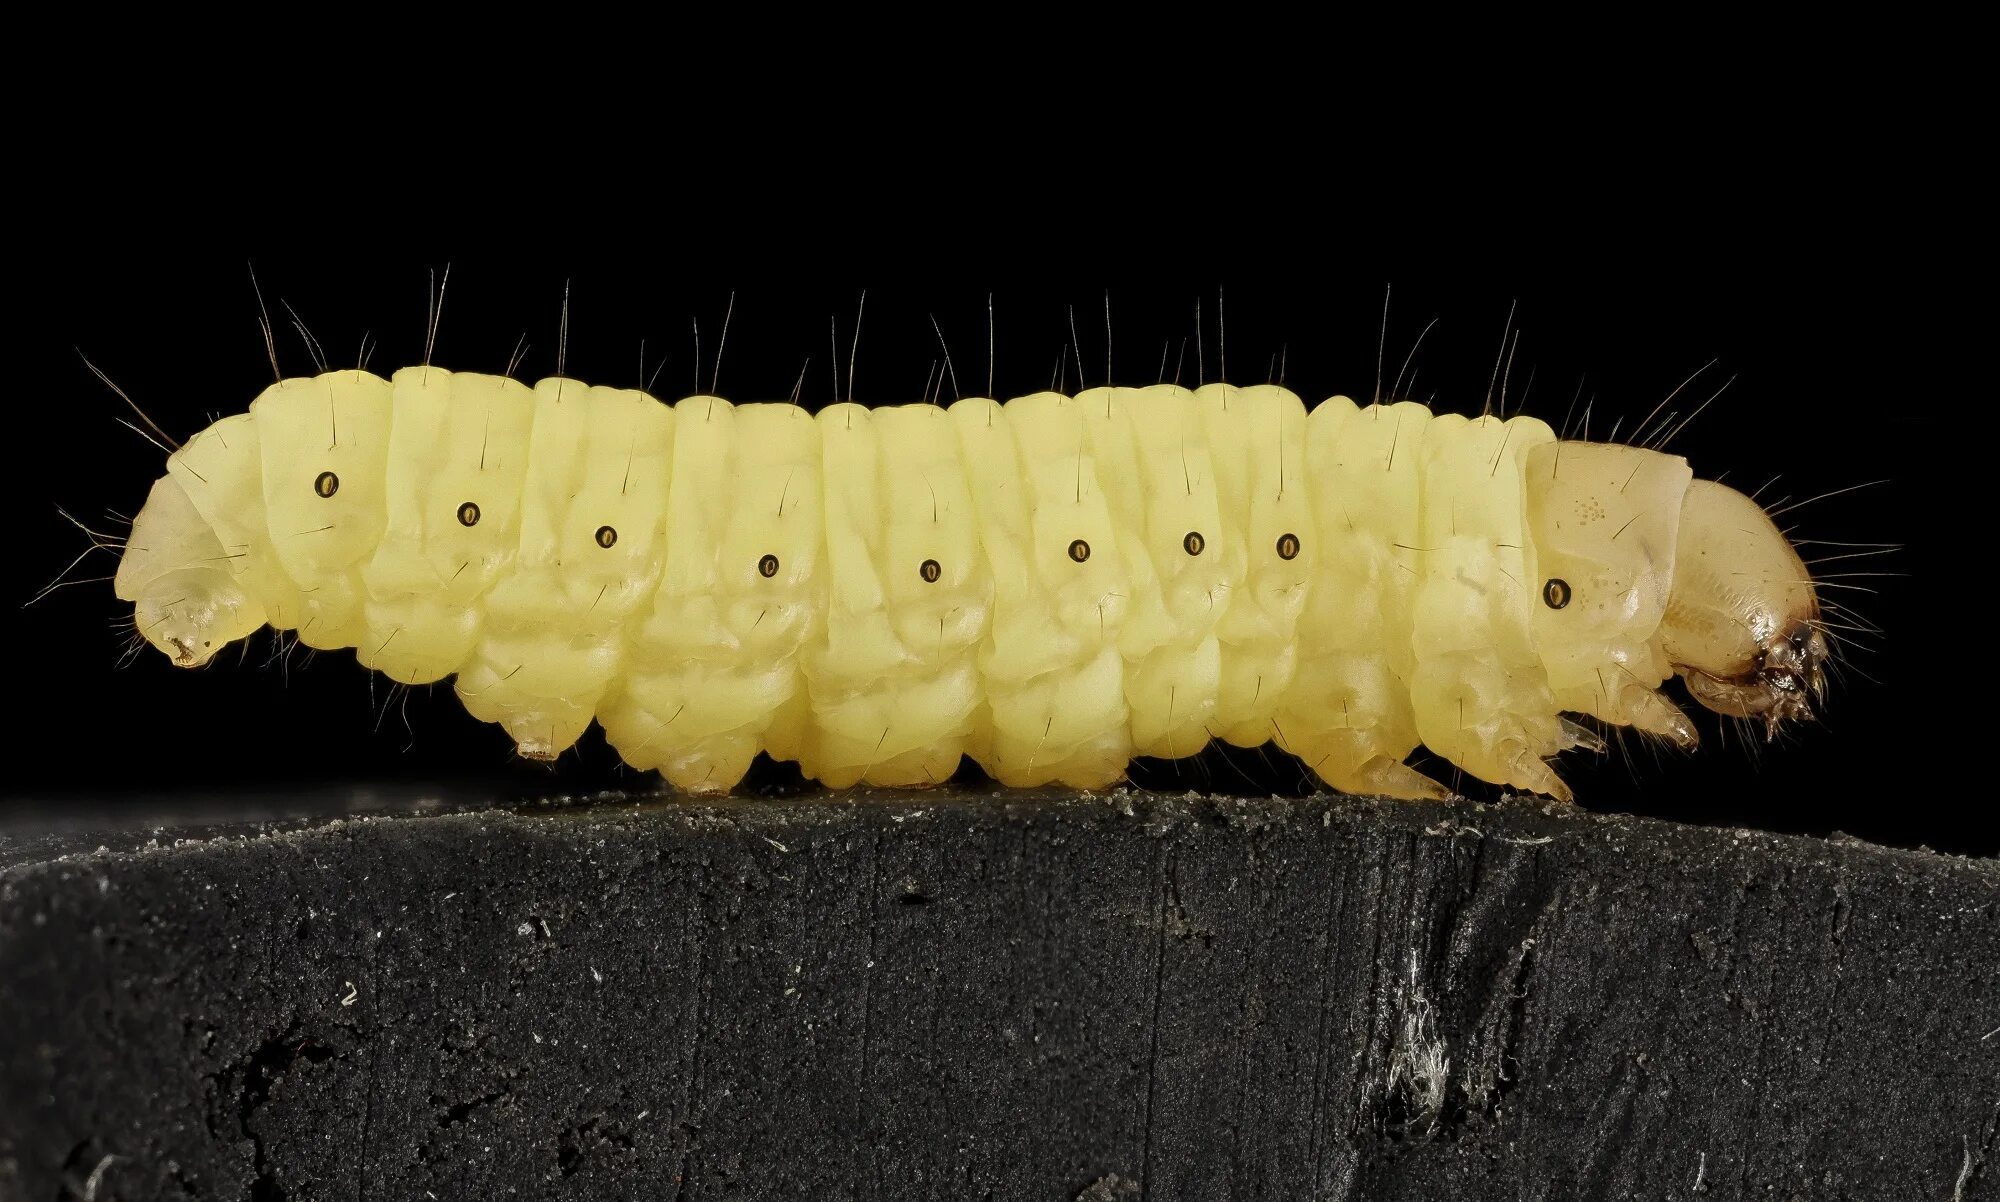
1658,479,1828,738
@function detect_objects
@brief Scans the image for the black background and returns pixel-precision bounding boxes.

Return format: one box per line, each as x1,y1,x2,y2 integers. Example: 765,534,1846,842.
5,171,1968,854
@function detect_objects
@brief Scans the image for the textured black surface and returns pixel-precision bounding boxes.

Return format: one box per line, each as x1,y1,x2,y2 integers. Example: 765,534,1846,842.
3,791,1996,1201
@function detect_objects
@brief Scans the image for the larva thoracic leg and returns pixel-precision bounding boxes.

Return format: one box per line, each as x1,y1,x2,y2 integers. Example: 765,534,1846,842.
1525,440,1700,748
114,366,1829,800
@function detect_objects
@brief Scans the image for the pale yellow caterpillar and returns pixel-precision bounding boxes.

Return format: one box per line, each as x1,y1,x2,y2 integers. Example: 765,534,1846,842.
111,367,1825,800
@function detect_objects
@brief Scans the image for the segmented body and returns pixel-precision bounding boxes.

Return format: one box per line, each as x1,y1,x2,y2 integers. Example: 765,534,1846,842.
118,367,1709,798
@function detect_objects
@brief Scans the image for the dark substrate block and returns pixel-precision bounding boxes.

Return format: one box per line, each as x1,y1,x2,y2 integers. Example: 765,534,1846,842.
3,792,1996,1201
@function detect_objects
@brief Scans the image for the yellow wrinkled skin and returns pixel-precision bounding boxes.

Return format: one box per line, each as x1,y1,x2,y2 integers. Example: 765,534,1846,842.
117,367,1715,799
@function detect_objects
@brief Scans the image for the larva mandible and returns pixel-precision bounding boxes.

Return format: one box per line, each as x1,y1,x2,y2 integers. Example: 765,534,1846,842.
110,364,1826,800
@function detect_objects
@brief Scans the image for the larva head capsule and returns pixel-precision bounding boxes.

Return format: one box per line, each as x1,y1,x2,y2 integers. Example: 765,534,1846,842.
1658,479,1828,738
114,475,266,668
1527,442,1828,748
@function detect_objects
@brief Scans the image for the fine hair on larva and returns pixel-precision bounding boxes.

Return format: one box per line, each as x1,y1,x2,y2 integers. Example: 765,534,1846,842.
80,288,1844,802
